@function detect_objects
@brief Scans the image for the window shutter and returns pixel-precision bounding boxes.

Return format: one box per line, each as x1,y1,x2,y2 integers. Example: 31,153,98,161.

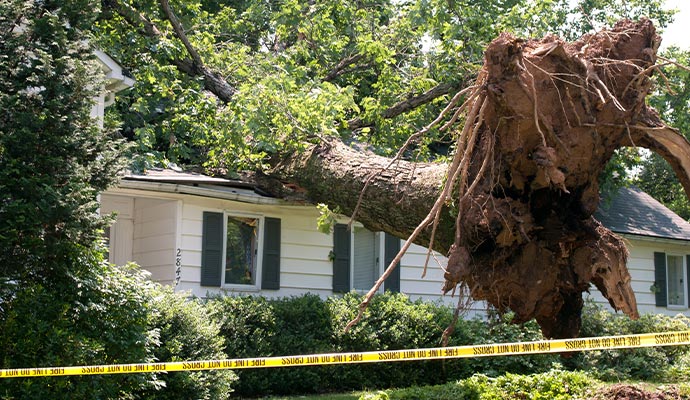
261,217,281,290
383,233,401,293
687,255,690,307
333,224,351,293
654,252,667,307
201,212,223,287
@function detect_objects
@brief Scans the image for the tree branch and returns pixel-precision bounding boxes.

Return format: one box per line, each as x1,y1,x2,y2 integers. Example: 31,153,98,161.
347,81,460,130
322,53,365,82
106,0,236,102
159,0,202,67
108,0,162,38
158,0,236,101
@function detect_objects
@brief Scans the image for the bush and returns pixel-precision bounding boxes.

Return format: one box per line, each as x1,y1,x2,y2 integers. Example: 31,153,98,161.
461,309,558,377
327,292,465,390
0,261,238,400
565,300,690,381
135,287,237,400
207,292,560,396
206,293,333,396
368,369,597,400
0,261,158,399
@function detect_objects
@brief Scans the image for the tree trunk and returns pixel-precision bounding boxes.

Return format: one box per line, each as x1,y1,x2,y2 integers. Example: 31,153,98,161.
266,19,690,338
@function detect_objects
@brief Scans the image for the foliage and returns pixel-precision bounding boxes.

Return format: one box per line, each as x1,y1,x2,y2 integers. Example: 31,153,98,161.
362,369,597,400
135,287,236,400
207,294,333,395
93,0,676,175
0,0,127,284
462,309,558,377
640,47,690,220
206,292,569,396
563,300,690,381
0,262,158,399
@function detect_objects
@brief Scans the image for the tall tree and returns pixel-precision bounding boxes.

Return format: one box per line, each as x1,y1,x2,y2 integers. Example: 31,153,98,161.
642,47,690,220
0,0,126,284
96,0,690,337
0,1,156,397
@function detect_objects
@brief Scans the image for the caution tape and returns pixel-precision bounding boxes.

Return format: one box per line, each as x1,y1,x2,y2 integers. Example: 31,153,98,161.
2,330,690,378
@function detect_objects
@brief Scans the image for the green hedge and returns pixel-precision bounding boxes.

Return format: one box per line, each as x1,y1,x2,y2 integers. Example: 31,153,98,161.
207,294,690,397
563,300,690,381
0,263,237,400
206,292,557,396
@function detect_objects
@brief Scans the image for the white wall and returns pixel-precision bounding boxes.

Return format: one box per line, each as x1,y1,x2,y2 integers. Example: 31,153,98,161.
114,188,461,304
586,235,690,317
176,198,336,298
100,194,134,266
132,197,178,285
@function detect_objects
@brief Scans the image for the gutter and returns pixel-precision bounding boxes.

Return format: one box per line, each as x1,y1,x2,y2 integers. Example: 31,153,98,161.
118,180,287,206
618,232,690,247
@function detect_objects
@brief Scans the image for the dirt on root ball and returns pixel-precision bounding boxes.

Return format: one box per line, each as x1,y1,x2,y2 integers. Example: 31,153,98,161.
590,384,684,400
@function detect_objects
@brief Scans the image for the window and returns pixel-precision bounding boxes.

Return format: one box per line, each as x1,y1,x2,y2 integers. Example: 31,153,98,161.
201,211,281,290
667,255,686,307
654,252,690,308
352,227,378,291
332,224,400,293
224,216,259,285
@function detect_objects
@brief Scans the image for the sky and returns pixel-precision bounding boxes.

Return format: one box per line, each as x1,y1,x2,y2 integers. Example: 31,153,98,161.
659,0,690,49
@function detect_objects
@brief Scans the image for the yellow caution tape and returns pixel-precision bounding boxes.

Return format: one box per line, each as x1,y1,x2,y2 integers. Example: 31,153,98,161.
2,330,689,378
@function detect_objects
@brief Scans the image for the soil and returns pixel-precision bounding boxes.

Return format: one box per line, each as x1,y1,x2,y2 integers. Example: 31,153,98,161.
591,383,686,400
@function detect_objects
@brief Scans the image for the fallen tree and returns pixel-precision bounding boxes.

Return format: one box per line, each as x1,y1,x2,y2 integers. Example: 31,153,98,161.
267,19,690,338
108,0,690,338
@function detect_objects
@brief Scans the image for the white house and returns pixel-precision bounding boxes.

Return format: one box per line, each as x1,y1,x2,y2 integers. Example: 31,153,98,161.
101,170,690,318
590,186,690,316
100,169,454,305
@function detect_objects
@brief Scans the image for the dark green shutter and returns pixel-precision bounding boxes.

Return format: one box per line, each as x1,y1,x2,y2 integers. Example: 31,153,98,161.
261,217,281,290
383,233,401,293
654,252,667,307
201,212,223,287
687,255,690,307
333,224,351,292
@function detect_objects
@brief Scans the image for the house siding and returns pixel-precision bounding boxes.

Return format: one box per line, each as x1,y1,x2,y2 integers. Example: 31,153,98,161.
586,235,690,316
132,198,177,285
104,185,688,320
105,187,467,304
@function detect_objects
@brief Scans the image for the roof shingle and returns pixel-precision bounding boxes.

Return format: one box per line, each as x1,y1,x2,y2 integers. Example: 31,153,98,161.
595,186,690,241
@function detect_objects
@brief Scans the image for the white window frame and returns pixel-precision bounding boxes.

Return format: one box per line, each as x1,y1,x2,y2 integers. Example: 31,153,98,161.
220,211,264,291
349,225,384,293
666,253,687,309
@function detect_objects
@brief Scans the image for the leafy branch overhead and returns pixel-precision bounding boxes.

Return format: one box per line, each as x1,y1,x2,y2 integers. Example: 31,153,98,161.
98,0,690,338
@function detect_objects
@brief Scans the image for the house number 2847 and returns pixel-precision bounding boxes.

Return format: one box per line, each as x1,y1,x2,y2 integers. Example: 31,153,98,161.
175,248,182,286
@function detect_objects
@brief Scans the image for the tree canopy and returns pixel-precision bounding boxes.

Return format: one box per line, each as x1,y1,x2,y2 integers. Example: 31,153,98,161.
96,0,675,170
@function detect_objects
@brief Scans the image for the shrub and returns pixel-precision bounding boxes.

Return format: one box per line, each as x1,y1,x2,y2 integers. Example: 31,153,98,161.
369,369,597,400
565,300,690,381
0,261,158,399
206,293,333,396
462,309,558,377
135,286,237,400
326,291,469,391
